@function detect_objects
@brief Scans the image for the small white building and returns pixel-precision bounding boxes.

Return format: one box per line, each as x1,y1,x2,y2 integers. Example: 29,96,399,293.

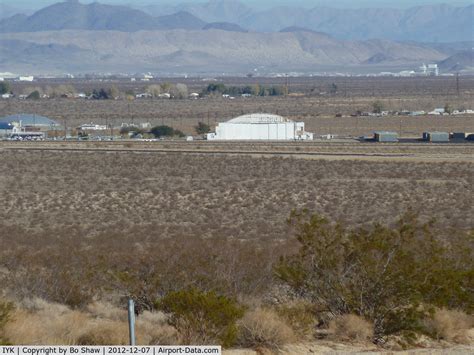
79,123,107,131
137,122,150,129
420,64,439,76
9,126,44,140
207,113,313,141
18,76,34,82
428,64,439,76
136,93,152,99
428,108,445,115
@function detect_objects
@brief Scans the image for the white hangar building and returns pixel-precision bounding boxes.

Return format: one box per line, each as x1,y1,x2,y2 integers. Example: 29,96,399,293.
206,113,313,141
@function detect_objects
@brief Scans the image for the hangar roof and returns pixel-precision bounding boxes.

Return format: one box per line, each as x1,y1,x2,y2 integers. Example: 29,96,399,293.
227,114,292,124
0,114,59,127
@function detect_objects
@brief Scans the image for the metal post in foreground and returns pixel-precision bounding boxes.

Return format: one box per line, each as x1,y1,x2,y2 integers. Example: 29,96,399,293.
128,299,136,345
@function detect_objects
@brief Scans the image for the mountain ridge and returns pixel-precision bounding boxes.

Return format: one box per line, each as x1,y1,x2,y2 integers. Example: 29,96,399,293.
0,1,470,75
0,29,448,74
0,1,206,33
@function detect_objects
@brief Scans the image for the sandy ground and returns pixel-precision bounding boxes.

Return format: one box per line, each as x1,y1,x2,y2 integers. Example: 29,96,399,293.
224,342,474,354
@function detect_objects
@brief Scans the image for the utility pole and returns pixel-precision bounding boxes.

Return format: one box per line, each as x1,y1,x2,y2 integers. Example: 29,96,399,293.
128,299,136,345
456,72,460,96
399,117,402,138
128,101,133,125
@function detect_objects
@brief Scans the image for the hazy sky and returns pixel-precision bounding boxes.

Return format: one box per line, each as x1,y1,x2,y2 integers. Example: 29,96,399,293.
2,0,473,11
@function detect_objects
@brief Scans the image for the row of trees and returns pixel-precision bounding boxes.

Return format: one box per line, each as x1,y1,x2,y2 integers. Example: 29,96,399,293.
87,83,190,100
0,83,78,98
0,82,191,100
144,83,189,99
122,122,210,139
204,83,288,97
0,81,332,99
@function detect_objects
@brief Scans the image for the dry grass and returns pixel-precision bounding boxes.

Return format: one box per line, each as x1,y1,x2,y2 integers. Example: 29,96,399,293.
4,300,93,345
237,308,296,350
426,309,474,344
136,311,180,345
328,314,374,342
275,301,318,340
3,299,179,345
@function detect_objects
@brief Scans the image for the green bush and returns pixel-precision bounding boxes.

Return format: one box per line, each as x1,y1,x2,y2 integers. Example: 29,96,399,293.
195,122,211,135
91,88,110,100
150,125,183,138
0,81,10,95
26,90,41,100
372,100,385,113
275,210,473,340
155,289,245,347
444,103,453,114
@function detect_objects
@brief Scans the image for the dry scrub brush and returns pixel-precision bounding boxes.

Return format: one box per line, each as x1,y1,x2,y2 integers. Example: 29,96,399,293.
425,309,474,344
237,308,296,350
328,315,374,342
0,225,285,310
1,151,472,244
274,301,318,340
0,150,472,346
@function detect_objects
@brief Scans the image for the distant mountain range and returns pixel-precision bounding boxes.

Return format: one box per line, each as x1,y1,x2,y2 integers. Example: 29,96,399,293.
137,1,473,42
240,4,473,42
1,0,472,43
0,29,448,74
0,0,472,75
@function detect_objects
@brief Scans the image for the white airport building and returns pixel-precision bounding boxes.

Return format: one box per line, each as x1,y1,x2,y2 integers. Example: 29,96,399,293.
420,64,439,76
206,113,313,141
